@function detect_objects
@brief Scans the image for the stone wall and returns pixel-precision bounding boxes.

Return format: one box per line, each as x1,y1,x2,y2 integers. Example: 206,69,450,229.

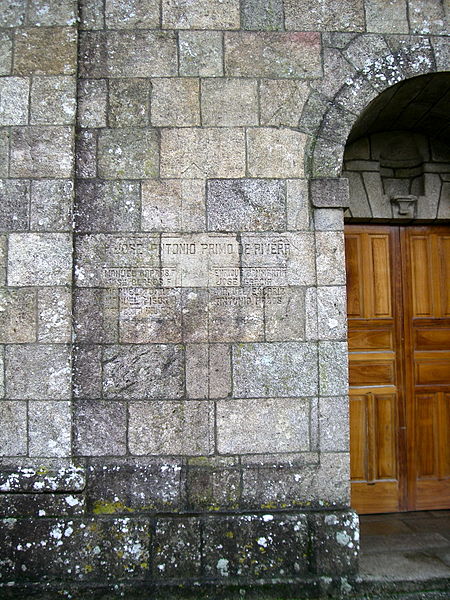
0,0,448,596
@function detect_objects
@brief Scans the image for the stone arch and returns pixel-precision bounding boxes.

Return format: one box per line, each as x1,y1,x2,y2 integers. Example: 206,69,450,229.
304,34,446,180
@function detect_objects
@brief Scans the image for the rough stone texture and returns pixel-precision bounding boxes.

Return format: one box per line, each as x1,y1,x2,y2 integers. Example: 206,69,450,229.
151,78,200,127
153,518,202,579
162,0,240,29
75,181,140,232
319,396,349,452
10,127,73,178
315,231,346,286
365,0,409,33
179,31,223,77
0,402,27,456
109,78,151,127
0,493,85,518
5,344,71,400
37,287,72,343
287,179,311,230
0,288,36,343
73,345,102,399
30,180,73,231
160,128,246,178
78,79,108,127
28,401,71,458
203,514,310,578
317,286,347,340
73,289,117,344
0,130,10,178
201,79,258,126
247,128,307,178
76,129,97,178
13,27,77,76
105,0,160,29
260,79,309,128
0,77,29,125
128,401,214,455
7,233,72,286
310,178,350,208
209,344,232,398
0,32,13,75
233,342,318,397
264,287,306,341
0,461,85,493
310,510,359,575
241,0,284,30
314,208,344,231
207,179,286,231
0,179,30,232
30,76,76,125
74,400,127,456
98,128,159,179
225,32,322,78
217,398,310,454
319,341,349,396
284,0,365,31
186,457,240,509
102,344,184,399
142,180,205,232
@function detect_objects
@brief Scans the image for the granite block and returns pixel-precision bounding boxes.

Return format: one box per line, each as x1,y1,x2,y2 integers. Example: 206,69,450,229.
0,179,30,232
28,401,71,458
74,400,127,456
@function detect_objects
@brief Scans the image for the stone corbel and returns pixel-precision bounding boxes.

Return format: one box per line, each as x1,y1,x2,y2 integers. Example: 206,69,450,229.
390,195,417,219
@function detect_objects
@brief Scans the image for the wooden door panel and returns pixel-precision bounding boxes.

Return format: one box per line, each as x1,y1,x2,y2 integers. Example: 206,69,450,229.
415,328,450,350
348,328,394,351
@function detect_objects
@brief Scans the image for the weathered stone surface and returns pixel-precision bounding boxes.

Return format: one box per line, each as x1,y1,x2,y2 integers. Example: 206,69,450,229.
310,178,350,209
207,179,286,232
105,0,159,28
284,0,364,31
162,0,240,29
79,0,105,29
86,458,183,513
233,342,318,397
186,344,208,398
203,514,310,578
247,128,307,178
241,0,283,30
80,31,178,78
142,179,205,232
317,286,347,340
98,128,159,179
365,0,408,33
0,235,7,285
0,179,29,232
240,232,316,286
0,130,9,178
13,27,77,76
160,128,245,178
0,288,36,343
208,287,264,342
314,208,344,231
119,288,183,344
161,233,240,288
76,129,97,178
202,79,258,126
209,344,232,398
312,138,346,179
0,32,13,75
28,401,71,458
0,402,27,456
186,457,240,509
0,0,25,27
151,78,200,127
10,127,73,178
27,0,77,26
225,32,322,78
311,510,359,575
8,233,72,286
37,287,72,343
315,231,346,286
217,398,310,454
0,345,4,397
409,0,448,35
0,460,85,493
319,341,348,396
181,288,209,342
78,79,108,128
30,76,76,125
287,179,311,230
264,287,305,341
109,78,150,127
75,181,140,232
74,289,117,344
153,518,201,579
0,493,85,518
319,396,349,452
0,77,29,125
128,401,214,455
260,79,308,128
74,400,127,456
74,234,159,287
5,344,71,400
0,517,151,582
179,31,223,77
102,344,184,399
73,344,102,399
30,179,72,232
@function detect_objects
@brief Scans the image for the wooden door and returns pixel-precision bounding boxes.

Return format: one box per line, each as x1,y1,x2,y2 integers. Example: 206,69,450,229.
345,225,450,514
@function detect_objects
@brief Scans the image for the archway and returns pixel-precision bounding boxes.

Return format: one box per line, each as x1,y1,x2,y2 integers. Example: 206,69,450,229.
342,73,450,514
